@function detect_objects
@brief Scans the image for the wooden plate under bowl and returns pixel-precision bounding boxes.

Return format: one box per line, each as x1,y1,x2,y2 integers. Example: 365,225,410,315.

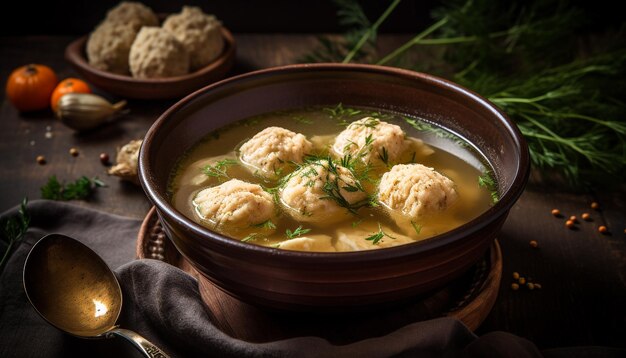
137,207,502,343
65,27,236,100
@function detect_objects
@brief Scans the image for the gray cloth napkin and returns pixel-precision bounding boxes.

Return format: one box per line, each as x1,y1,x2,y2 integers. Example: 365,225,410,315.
0,200,599,357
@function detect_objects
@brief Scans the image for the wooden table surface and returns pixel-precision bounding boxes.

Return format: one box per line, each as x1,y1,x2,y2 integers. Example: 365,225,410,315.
1,35,624,351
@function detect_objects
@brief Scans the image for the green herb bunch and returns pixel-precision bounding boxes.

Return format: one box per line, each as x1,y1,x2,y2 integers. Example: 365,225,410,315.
0,198,30,269
305,0,626,187
41,176,105,201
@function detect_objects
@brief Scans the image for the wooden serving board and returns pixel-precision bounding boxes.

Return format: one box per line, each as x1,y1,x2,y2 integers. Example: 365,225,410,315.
137,207,502,344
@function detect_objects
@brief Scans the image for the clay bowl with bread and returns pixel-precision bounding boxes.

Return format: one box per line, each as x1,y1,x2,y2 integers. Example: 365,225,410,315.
138,63,529,311
65,27,235,100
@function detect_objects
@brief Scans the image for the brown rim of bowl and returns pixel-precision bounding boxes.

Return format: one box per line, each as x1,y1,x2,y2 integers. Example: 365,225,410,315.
65,27,236,84
139,63,530,263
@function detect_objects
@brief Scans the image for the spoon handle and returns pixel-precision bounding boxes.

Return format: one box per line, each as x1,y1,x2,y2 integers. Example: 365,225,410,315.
106,328,170,358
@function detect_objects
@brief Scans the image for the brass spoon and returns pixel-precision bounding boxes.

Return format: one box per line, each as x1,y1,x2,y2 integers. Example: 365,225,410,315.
23,234,169,358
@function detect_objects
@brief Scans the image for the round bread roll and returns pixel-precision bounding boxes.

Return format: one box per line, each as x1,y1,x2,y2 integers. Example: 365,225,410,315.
129,27,189,79
86,21,137,75
162,6,224,70
104,1,159,32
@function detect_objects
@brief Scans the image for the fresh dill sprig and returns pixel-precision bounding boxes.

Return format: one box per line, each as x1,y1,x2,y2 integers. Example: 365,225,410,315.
300,0,380,63
478,171,500,204
324,103,363,126
411,221,423,235
0,198,30,269
202,159,239,181
252,219,277,230
317,0,626,187
285,225,312,239
41,176,105,201
242,233,260,243
365,223,398,245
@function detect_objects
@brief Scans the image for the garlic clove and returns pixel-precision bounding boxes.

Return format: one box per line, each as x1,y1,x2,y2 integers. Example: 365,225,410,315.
55,93,127,131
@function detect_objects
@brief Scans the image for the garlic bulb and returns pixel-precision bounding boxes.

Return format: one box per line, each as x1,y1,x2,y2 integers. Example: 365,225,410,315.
108,139,143,185
55,93,127,131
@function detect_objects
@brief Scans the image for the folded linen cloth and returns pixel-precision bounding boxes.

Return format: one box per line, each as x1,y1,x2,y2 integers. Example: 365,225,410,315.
0,200,582,357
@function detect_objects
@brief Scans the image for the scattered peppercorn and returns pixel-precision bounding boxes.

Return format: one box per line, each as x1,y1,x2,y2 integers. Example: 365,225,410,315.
69,147,79,157
551,209,561,217
566,220,575,229
569,215,577,222
529,240,538,248
591,202,599,210
512,272,520,280
527,282,535,290
36,155,46,165
519,277,527,285
598,226,608,234
582,213,591,221
511,283,519,290
99,152,110,165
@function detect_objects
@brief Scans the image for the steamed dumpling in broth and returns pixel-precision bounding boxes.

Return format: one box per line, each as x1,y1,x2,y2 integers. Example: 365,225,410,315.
169,106,496,252
332,117,407,166
378,163,458,228
192,179,276,238
279,159,368,225
239,126,312,180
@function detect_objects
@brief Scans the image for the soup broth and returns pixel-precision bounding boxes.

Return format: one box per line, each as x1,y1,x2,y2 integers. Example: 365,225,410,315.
169,105,496,252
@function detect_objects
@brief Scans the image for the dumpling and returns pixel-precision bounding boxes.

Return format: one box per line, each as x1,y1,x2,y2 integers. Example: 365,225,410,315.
239,127,312,180
279,159,368,224
162,6,224,70
103,1,159,32
129,27,189,78
335,222,415,251
86,22,137,75
277,235,336,252
332,117,407,166
377,164,458,222
193,179,276,236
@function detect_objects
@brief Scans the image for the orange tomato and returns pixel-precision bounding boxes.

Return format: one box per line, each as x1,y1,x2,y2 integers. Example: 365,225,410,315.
51,78,92,113
5,64,58,112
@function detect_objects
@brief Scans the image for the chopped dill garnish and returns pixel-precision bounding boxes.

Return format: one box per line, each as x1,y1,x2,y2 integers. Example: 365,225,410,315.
244,118,259,126
318,158,369,213
252,219,276,230
324,103,363,126
41,176,105,201
478,171,500,204
241,233,260,243
411,221,423,235
378,146,390,166
292,116,313,124
354,117,380,128
365,223,398,245
403,117,467,147
285,225,312,239
202,159,238,180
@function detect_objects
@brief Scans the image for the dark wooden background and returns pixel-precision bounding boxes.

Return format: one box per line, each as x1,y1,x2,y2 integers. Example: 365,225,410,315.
0,0,621,35
1,0,625,353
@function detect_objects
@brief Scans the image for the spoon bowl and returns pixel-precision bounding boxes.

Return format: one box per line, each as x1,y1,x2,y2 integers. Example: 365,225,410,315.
23,234,168,357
